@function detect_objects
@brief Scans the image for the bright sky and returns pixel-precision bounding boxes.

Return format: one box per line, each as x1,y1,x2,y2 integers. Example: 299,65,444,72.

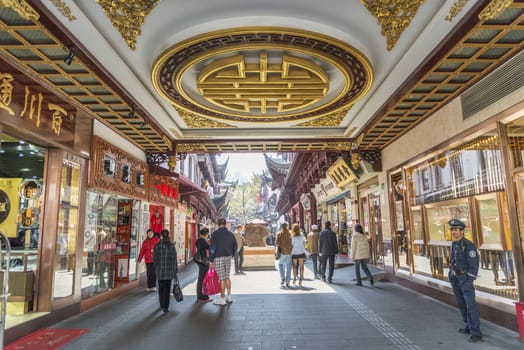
217,153,270,184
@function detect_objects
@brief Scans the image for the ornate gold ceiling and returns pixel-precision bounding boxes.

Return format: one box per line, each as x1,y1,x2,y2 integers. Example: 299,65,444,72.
152,27,374,128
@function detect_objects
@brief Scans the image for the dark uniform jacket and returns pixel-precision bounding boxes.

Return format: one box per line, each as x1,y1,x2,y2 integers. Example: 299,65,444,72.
450,237,479,279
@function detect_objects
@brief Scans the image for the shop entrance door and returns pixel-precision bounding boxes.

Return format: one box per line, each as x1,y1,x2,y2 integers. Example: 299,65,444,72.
368,193,383,266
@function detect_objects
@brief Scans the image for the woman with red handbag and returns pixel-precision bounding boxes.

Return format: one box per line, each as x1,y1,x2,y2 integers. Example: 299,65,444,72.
195,227,211,302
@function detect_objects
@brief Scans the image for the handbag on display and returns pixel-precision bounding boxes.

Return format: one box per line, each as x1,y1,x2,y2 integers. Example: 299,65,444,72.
173,275,183,302
202,268,221,295
193,249,208,265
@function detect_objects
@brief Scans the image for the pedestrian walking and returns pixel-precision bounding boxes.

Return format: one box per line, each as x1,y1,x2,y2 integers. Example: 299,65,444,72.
153,229,178,313
195,227,211,302
351,224,374,286
233,224,246,275
448,219,482,342
319,221,338,283
275,222,293,288
137,228,160,291
209,218,237,306
291,223,307,288
306,224,320,278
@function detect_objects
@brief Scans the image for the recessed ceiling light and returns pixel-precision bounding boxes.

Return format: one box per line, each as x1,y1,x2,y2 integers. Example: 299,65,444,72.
18,153,24,157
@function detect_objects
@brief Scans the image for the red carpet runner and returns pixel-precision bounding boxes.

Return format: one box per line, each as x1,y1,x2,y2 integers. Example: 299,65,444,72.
5,328,88,349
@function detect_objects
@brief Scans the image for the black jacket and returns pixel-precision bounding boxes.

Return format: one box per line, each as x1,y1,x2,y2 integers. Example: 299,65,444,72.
319,228,338,255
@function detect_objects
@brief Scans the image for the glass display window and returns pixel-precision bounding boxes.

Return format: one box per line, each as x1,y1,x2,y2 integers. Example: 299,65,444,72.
53,155,82,299
425,200,471,243
476,193,503,249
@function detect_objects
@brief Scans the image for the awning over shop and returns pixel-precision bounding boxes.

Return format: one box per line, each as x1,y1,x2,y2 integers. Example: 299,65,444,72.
177,174,206,194
326,190,351,205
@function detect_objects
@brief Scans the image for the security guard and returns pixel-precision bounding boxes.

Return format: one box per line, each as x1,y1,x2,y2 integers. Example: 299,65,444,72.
448,219,482,342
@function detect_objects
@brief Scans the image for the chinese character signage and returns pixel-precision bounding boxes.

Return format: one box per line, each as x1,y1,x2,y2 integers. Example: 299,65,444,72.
327,157,358,189
0,62,76,148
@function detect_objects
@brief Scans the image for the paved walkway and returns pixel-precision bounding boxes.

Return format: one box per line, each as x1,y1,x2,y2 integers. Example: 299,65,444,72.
45,258,521,350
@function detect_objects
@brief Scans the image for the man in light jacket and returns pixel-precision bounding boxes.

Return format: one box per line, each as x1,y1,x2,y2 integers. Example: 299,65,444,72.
318,221,338,283
306,224,320,278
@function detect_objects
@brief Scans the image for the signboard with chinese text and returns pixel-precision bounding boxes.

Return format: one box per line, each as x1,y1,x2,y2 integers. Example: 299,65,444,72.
327,157,358,189
0,59,83,150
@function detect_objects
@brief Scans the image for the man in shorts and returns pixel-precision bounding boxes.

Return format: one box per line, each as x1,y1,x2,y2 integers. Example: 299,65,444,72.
209,218,237,305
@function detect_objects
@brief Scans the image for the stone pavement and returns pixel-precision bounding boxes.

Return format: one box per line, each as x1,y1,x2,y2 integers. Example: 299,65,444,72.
46,258,521,350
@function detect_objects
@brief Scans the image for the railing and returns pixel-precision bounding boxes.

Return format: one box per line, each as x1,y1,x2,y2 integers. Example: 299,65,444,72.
0,232,11,350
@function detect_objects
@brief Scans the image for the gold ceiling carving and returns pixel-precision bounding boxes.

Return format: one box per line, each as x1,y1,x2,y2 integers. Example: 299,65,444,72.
152,27,373,127
478,0,513,20
360,0,425,51
197,52,328,114
175,141,353,153
96,0,160,50
295,108,351,127
176,143,203,153
0,0,39,20
162,135,172,151
49,0,76,21
324,142,352,151
176,108,235,129
446,0,469,21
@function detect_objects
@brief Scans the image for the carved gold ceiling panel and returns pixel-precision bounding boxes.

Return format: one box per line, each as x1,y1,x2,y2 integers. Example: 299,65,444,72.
361,0,425,51
96,0,160,50
152,27,373,128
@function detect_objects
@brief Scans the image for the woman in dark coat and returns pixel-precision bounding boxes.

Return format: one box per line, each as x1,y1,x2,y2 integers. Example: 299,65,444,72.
153,229,178,312
195,227,211,302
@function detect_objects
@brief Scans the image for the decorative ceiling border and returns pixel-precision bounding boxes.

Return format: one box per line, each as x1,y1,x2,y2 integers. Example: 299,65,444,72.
175,141,352,153
446,0,469,21
49,0,76,22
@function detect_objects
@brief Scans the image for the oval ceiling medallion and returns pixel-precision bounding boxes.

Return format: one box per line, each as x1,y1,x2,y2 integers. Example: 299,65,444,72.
152,27,373,126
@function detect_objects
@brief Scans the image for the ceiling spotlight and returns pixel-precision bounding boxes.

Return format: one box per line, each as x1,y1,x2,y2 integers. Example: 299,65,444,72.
127,107,136,119
64,46,75,65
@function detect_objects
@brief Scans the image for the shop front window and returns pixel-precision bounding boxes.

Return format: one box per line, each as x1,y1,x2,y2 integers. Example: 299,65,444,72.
0,133,44,322
421,200,470,280
82,191,116,297
82,191,140,298
53,156,81,299
411,206,425,272
476,193,516,297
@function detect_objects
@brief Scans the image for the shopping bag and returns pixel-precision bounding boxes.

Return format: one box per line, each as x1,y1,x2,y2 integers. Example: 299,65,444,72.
202,268,221,295
173,275,183,302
